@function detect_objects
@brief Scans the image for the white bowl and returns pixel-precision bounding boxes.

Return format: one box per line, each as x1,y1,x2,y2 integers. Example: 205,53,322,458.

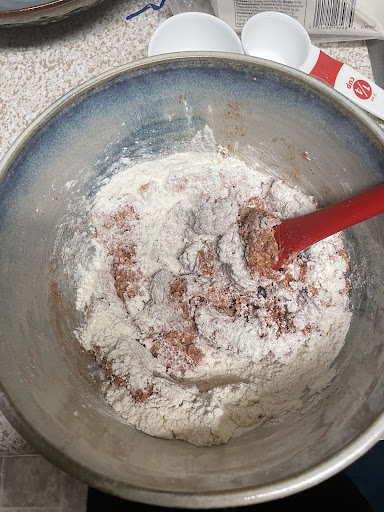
148,12,244,56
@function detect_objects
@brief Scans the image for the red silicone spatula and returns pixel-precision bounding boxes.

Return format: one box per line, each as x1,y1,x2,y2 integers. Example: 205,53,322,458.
273,183,384,269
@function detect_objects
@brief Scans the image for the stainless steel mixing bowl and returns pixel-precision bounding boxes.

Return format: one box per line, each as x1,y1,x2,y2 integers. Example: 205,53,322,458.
0,54,384,508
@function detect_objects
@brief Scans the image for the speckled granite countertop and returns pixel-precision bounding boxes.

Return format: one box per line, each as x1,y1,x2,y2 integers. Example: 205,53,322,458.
0,0,381,454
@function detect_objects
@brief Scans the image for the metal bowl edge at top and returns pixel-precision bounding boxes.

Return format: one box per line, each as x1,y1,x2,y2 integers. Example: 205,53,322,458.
0,0,104,26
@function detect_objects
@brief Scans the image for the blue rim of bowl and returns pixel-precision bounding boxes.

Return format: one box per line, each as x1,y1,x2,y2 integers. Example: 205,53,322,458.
0,52,384,508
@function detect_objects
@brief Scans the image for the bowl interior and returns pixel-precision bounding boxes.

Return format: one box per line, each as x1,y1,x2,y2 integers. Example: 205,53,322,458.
1,55,384,507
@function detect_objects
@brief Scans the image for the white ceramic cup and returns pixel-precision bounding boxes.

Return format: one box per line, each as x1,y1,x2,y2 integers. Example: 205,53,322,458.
148,12,244,57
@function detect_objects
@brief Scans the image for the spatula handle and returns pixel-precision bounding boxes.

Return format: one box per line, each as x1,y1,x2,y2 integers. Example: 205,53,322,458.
274,183,384,268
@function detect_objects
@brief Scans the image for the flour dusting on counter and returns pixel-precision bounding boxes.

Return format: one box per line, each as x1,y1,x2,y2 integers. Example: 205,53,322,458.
74,148,352,447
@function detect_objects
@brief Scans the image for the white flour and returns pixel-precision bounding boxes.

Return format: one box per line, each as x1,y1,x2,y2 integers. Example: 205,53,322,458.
75,149,352,447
